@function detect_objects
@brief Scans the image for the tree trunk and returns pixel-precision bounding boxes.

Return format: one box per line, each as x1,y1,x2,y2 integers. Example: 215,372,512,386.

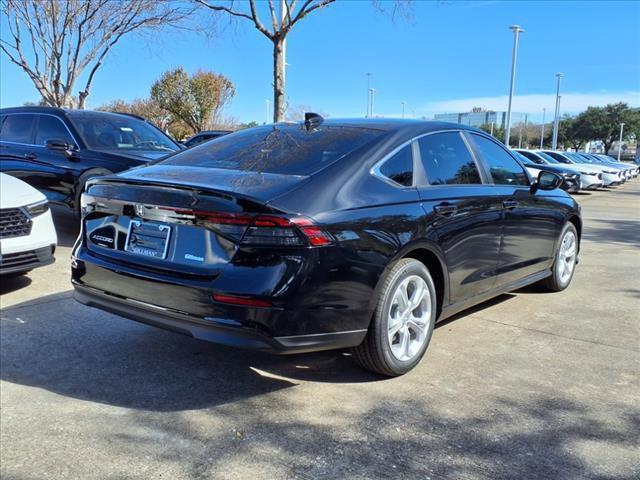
272,37,285,123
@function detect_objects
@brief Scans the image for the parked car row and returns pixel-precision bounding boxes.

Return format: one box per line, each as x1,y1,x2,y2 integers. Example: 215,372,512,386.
513,148,638,194
1,106,634,376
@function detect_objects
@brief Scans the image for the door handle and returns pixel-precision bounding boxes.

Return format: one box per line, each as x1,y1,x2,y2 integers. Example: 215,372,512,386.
433,204,458,216
24,152,37,160
503,199,518,209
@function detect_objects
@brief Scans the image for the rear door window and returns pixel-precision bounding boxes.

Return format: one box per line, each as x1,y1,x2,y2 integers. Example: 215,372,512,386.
0,114,36,144
378,144,414,186
418,132,482,185
468,134,529,186
35,115,75,146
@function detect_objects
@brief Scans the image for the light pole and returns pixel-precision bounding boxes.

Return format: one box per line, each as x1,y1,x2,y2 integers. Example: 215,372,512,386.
617,123,625,161
401,101,406,119
490,122,494,136
505,24,524,147
365,73,372,117
551,72,563,149
540,108,546,149
369,88,376,118
265,99,270,124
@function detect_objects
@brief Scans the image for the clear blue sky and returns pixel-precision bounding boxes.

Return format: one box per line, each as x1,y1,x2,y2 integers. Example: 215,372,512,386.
1,0,639,122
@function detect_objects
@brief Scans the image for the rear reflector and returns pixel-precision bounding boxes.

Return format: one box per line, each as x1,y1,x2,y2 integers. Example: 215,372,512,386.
212,294,273,308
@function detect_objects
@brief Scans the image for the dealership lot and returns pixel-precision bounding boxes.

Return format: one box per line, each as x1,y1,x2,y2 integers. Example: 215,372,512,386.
1,183,639,479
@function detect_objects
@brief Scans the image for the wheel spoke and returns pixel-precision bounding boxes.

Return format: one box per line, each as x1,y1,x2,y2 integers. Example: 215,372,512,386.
398,326,409,358
408,282,426,311
398,282,409,311
388,318,403,338
407,317,426,336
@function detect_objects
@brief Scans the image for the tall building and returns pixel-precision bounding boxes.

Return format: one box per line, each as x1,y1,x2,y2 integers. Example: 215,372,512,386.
433,111,527,128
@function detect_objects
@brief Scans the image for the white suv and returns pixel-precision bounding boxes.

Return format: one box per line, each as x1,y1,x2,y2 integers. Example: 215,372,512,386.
0,173,57,275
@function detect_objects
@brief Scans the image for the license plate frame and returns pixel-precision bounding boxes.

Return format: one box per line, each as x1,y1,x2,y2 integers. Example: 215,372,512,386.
124,220,172,259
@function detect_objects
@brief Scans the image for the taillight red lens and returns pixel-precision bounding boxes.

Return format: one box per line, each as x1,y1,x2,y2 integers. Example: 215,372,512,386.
172,209,331,247
290,218,333,246
212,294,272,308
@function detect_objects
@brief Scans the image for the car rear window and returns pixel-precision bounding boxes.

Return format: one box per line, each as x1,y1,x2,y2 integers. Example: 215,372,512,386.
160,124,385,175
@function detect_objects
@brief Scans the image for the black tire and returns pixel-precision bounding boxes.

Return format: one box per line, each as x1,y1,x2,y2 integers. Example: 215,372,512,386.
539,222,579,292
73,168,112,218
352,258,437,377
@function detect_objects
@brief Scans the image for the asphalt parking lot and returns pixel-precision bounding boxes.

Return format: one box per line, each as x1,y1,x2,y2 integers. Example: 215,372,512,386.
1,182,639,480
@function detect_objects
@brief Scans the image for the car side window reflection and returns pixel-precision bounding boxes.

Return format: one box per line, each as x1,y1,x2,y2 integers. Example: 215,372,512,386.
0,114,36,144
418,132,482,185
379,144,414,187
35,115,75,146
469,134,529,186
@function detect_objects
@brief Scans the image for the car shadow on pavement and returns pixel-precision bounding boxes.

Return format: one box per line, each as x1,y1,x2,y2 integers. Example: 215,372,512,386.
0,292,385,412
0,274,32,295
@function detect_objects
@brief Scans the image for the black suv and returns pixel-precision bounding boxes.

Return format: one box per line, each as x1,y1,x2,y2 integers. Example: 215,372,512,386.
0,106,181,214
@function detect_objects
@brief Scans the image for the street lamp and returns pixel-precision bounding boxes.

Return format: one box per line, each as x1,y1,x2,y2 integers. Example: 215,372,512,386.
617,123,625,161
505,24,524,147
369,88,376,118
365,73,372,118
540,107,546,149
265,99,270,124
401,101,406,119
551,72,564,149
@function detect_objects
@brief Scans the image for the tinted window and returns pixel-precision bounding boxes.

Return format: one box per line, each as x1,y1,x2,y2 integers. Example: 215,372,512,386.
418,132,481,185
517,150,545,164
162,124,384,175
543,151,571,164
469,134,528,185
35,115,75,146
536,151,560,164
379,145,413,186
68,112,178,153
0,114,35,144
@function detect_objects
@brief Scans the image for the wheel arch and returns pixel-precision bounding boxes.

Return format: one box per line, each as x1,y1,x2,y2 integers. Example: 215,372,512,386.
567,214,581,243
368,241,450,324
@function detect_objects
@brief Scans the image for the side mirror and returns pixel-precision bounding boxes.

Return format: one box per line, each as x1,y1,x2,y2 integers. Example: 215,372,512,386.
46,139,78,160
46,139,71,151
534,171,563,191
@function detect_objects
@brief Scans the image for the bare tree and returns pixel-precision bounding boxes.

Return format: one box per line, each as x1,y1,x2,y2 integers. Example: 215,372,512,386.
196,0,337,123
1,0,192,108
196,0,413,123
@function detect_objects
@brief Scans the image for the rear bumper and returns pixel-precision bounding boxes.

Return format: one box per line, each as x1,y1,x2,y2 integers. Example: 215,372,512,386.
73,283,367,354
0,245,55,275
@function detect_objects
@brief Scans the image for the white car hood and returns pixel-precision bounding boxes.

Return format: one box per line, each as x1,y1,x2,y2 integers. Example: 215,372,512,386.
0,173,46,209
569,163,610,174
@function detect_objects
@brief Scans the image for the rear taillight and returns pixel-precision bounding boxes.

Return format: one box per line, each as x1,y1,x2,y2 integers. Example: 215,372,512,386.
175,210,332,247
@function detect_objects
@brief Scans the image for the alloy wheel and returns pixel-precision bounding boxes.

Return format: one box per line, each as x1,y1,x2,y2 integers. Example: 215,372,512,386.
557,230,577,285
387,275,432,361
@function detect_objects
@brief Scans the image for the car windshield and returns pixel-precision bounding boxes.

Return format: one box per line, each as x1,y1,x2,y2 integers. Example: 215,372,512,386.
160,124,385,175
575,154,596,164
536,151,560,164
68,112,178,152
512,151,531,164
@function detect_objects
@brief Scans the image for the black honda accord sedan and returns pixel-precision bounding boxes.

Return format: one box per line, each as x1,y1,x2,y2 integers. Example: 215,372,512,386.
72,117,581,376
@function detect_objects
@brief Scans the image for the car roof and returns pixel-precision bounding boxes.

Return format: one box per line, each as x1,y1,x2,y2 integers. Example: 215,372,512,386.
0,105,141,122
194,130,233,135
283,118,481,134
